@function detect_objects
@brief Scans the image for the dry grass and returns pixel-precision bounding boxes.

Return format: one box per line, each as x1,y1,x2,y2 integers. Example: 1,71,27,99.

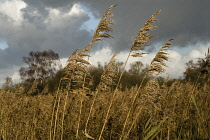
0,81,210,139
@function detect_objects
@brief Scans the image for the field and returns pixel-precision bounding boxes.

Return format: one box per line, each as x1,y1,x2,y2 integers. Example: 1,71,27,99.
0,81,210,139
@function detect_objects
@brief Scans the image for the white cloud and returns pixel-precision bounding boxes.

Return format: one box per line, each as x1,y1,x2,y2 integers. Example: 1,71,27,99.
0,65,21,87
188,42,210,59
11,71,21,84
0,0,27,25
189,50,202,59
46,4,88,29
60,57,68,68
1,42,209,87
89,47,113,65
70,4,86,15
89,42,210,79
165,50,185,78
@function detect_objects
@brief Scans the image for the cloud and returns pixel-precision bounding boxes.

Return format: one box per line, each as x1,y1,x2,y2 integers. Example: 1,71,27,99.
0,65,21,87
1,0,210,86
0,1,93,86
0,1,91,66
89,42,210,80
76,0,210,51
0,0,27,25
17,0,210,50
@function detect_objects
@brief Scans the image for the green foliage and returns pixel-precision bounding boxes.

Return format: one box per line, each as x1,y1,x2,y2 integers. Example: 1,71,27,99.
143,117,166,140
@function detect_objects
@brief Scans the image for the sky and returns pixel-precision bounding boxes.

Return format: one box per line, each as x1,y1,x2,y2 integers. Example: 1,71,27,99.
0,0,210,86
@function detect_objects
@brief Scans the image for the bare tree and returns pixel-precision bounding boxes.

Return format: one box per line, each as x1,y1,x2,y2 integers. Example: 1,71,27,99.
19,50,61,89
2,76,13,90
129,61,144,76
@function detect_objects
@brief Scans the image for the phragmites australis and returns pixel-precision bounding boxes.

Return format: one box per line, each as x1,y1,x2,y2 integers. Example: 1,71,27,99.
148,39,173,77
92,4,117,44
60,4,117,93
143,79,161,116
131,10,161,58
200,48,210,75
28,80,39,95
83,4,117,53
84,52,119,136
106,11,162,140
61,48,91,93
97,52,119,92
119,39,173,139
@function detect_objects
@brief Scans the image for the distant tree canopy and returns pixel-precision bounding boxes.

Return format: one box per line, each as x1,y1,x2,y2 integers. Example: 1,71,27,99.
2,76,14,90
88,61,147,91
19,50,61,89
14,49,209,95
129,61,144,76
184,58,210,83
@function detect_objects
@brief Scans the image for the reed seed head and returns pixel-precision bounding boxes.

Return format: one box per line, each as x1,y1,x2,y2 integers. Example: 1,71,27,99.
131,10,161,58
148,39,173,77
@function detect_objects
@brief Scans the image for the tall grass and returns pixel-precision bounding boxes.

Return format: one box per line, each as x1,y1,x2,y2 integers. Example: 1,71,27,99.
0,78,210,139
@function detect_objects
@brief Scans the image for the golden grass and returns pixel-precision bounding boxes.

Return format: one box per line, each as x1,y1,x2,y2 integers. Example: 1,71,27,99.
0,81,210,139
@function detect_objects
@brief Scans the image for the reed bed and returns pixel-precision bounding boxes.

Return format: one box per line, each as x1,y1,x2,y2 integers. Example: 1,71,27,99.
0,4,210,140
0,82,210,139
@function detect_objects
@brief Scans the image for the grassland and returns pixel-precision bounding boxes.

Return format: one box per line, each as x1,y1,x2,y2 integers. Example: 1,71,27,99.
0,81,209,139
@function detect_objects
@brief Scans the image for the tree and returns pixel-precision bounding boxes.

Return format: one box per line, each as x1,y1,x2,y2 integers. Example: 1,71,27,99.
19,50,61,89
89,62,104,90
2,76,14,90
184,59,209,83
184,48,210,82
129,61,144,76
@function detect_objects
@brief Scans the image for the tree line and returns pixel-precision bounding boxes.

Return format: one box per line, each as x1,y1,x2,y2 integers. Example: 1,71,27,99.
2,49,209,95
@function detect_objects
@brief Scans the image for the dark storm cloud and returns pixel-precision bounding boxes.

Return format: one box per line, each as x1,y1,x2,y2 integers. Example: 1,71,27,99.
0,0,210,85
20,0,210,50
79,0,210,51
0,2,91,69
22,0,74,9
0,0,91,85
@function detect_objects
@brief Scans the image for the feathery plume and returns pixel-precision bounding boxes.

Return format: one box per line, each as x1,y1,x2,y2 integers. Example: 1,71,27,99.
105,11,161,140
91,4,117,44
148,39,173,77
84,4,117,53
97,52,119,92
131,10,161,58
84,52,119,136
200,48,210,74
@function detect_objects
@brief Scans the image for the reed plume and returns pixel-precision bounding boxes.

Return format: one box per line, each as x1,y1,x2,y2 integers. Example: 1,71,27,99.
131,10,161,58
57,4,117,139
59,4,117,92
84,52,119,139
97,52,118,92
100,10,161,140
148,39,173,77
200,48,210,75
178,48,210,138
91,4,116,44
63,47,91,93
28,80,39,95
121,39,173,139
